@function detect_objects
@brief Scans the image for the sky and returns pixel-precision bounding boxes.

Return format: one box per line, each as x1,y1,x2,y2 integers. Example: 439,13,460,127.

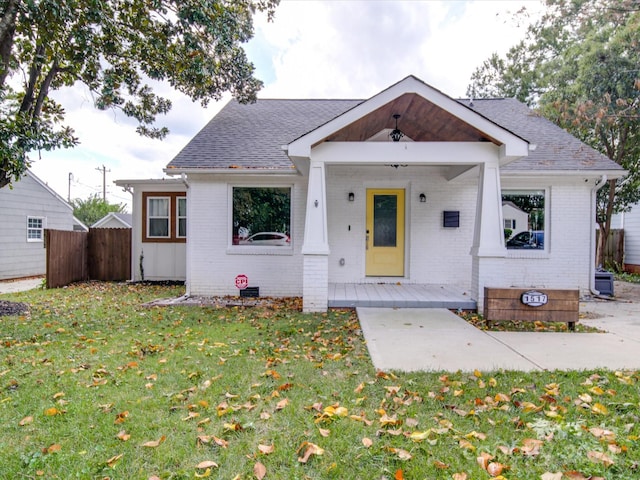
29,0,543,211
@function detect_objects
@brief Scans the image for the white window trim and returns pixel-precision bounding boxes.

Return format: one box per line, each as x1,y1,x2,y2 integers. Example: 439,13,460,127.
227,184,294,255
503,187,550,257
176,196,187,239
147,196,171,239
27,216,45,242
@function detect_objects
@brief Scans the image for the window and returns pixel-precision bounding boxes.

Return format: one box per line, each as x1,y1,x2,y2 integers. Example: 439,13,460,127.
232,187,291,247
142,192,186,242
148,197,169,238
502,190,545,250
177,197,187,238
27,216,44,242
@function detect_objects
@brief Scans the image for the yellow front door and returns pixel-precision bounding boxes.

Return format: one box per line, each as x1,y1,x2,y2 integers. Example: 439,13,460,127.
366,189,405,276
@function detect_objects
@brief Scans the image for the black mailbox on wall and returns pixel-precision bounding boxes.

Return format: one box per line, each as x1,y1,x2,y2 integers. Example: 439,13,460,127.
443,211,460,228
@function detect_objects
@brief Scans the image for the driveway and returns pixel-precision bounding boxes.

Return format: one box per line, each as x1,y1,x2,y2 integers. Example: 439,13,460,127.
357,281,640,372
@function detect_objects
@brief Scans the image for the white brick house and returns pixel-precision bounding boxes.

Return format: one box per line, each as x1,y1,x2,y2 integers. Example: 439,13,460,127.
118,76,624,312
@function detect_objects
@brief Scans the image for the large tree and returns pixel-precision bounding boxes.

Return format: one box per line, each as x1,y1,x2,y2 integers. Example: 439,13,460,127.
72,193,126,227
0,0,278,188
468,0,640,267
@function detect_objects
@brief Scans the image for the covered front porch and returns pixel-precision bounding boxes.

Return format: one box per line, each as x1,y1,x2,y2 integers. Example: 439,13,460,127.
328,282,476,310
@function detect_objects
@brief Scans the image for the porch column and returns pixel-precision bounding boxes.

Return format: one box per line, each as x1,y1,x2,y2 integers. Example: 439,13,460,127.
302,160,330,312
470,160,507,310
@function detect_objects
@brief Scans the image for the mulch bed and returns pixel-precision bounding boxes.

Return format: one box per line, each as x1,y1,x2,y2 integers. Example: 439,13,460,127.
0,300,29,317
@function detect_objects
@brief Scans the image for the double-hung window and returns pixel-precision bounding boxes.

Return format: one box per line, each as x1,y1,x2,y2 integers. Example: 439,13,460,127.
143,192,186,242
27,216,44,242
177,197,187,238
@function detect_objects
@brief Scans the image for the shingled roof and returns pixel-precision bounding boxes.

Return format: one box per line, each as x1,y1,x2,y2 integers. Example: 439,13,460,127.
166,97,622,174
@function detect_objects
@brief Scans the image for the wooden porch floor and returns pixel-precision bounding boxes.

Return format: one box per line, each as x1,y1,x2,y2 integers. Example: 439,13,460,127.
328,283,477,310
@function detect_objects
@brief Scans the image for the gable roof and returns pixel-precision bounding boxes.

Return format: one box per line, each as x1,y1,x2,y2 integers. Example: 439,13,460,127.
168,99,361,172
92,212,133,228
462,98,619,173
166,80,622,175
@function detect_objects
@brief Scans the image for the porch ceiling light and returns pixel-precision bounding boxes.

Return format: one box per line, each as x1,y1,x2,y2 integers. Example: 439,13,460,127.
348,192,355,202
419,193,426,203
389,114,404,142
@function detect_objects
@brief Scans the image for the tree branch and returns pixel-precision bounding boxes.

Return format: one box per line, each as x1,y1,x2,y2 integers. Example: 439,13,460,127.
0,0,21,89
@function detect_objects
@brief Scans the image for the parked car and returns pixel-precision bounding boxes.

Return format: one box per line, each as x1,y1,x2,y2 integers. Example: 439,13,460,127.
506,230,544,249
239,232,290,246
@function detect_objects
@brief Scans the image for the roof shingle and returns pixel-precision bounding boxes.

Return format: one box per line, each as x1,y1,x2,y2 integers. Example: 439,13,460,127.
166,97,622,173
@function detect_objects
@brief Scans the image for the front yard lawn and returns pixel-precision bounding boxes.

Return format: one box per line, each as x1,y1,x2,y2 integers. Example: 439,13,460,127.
1,283,638,479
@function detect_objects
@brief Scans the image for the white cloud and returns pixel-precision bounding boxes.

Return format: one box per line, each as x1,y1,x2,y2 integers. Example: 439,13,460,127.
29,0,542,210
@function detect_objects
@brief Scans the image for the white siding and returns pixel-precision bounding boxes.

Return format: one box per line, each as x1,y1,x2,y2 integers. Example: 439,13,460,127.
0,172,74,280
128,180,187,281
623,204,640,268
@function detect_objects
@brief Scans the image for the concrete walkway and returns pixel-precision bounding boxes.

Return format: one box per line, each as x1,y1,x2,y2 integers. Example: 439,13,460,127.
0,277,44,294
357,300,640,372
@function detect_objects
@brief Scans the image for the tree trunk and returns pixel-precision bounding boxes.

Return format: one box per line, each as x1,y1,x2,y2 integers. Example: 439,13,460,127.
0,0,21,89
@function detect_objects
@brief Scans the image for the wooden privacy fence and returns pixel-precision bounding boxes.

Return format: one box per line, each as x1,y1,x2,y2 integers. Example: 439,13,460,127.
46,228,131,288
597,229,624,269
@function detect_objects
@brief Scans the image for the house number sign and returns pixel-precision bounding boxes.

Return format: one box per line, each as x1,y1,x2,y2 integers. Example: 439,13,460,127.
521,290,548,307
235,274,248,290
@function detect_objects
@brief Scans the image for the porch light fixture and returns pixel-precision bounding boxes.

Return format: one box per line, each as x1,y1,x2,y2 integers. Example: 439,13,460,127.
389,114,404,142
419,193,426,203
348,192,355,202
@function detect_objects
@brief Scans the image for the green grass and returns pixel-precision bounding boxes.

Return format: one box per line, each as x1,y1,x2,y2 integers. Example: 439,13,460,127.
1,283,639,479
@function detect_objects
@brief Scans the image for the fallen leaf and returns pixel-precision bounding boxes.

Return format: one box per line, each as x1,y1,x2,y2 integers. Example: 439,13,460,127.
297,442,325,463
275,398,289,411
591,403,609,415
254,461,267,480
318,427,330,437
45,444,61,454
587,450,614,466
540,473,563,480
141,435,166,448
386,447,412,460
106,453,123,467
487,462,505,477
258,444,275,455
362,437,373,448
196,460,219,469
395,469,404,480
44,407,62,416
19,416,33,426
116,430,131,442
452,473,468,480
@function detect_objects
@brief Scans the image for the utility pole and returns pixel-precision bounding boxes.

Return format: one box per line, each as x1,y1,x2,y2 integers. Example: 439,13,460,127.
68,172,73,202
95,164,111,201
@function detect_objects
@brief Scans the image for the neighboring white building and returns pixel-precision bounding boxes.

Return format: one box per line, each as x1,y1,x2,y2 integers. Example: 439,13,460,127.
612,206,640,274
502,201,529,239
92,212,133,229
117,76,625,311
0,170,76,280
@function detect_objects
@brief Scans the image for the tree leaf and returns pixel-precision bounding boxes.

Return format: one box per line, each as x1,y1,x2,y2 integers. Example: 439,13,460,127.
258,444,275,455
141,435,166,448
254,461,267,480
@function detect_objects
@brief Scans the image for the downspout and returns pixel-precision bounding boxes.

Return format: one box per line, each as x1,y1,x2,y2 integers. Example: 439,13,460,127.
590,175,607,296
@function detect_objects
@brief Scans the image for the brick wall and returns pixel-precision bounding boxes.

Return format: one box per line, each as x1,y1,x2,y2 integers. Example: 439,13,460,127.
187,175,307,297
